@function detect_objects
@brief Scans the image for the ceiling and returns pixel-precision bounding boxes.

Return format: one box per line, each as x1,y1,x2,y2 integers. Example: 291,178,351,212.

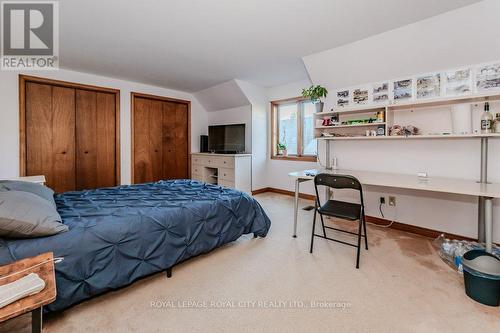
60,0,482,92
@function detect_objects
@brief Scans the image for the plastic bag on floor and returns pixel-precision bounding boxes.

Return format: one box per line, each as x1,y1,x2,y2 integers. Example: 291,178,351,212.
433,234,500,273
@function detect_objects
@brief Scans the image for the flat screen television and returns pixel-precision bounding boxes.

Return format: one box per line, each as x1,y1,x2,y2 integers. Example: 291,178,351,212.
208,124,245,154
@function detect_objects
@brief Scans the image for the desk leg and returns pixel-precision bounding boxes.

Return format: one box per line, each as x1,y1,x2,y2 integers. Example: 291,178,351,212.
31,307,42,333
484,197,493,253
293,179,300,238
478,197,485,243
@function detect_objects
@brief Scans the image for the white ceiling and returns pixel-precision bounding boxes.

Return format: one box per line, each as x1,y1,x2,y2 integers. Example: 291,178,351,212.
60,0,481,92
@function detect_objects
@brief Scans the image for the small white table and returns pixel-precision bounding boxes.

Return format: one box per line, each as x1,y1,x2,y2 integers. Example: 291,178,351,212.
289,168,500,252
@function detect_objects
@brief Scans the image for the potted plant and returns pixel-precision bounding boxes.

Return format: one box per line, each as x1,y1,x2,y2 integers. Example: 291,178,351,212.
302,85,328,113
277,143,287,156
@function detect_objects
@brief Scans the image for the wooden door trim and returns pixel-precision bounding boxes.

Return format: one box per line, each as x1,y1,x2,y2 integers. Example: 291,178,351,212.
19,75,121,185
131,92,191,183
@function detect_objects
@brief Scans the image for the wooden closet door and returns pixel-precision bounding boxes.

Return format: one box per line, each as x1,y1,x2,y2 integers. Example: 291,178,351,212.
162,101,188,180
75,90,116,190
25,83,76,193
161,102,177,179
133,98,164,183
172,103,189,179
149,100,164,181
132,94,189,183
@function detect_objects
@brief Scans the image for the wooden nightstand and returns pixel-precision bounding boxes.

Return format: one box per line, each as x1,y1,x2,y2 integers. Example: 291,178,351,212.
0,253,56,333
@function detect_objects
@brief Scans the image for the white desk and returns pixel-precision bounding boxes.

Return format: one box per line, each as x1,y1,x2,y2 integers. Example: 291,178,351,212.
289,168,499,253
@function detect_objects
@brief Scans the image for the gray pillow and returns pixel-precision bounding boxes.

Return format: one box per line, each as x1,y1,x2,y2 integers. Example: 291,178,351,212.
0,180,56,208
0,191,68,238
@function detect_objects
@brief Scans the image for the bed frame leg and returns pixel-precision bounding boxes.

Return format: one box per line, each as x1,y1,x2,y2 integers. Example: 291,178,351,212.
166,267,172,278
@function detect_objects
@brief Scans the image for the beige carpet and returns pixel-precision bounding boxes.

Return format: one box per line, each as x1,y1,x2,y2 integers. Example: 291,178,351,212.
17,193,500,332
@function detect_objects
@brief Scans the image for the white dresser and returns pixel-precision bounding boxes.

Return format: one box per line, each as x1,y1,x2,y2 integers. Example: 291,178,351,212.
191,153,252,193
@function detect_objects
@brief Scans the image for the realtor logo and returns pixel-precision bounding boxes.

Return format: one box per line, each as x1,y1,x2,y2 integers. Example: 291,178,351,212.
1,1,59,70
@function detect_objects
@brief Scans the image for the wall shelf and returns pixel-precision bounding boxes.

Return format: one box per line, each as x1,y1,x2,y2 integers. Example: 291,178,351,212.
316,122,385,129
315,91,500,140
318,133,500,141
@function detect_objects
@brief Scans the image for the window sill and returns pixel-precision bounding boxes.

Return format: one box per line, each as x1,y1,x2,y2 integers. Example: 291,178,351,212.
271,155,317,162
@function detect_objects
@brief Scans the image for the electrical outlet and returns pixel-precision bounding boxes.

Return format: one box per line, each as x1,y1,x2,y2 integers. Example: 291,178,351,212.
380,197,385,204
389,196,396,206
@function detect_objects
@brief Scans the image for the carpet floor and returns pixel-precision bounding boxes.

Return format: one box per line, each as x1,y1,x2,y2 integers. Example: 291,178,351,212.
9,193,500,332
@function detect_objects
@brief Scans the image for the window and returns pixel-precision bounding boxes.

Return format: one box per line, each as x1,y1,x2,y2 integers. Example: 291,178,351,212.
271,98,317,161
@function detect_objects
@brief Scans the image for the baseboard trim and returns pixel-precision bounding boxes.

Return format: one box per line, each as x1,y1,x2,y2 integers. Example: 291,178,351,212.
253,187,480,242
364,216,477,242
251,187,271,195
252,187,315,200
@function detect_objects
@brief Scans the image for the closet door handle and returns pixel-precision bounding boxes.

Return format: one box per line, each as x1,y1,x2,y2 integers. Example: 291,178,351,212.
84,151,89,154
61,151,66,155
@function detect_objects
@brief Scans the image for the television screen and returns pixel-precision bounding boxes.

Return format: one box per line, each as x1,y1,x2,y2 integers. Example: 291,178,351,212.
208,124,245,153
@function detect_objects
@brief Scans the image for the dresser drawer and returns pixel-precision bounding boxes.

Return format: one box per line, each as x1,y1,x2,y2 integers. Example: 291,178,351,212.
218,179,235,189
192,155,209,165
212,156,234,169
218,168,235,181
191,164,204,175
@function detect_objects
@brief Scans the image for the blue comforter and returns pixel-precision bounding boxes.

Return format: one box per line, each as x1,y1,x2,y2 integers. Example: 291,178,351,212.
0,180,271,312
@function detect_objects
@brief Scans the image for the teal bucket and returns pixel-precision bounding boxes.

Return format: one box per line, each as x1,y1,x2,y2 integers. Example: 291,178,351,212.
462,250,500,307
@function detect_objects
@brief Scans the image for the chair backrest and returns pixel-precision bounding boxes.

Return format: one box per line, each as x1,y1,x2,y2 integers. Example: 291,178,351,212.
314,173,364,208
314,173,362,191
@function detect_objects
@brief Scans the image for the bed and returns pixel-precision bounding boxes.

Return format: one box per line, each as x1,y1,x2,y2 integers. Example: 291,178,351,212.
0,180,271,312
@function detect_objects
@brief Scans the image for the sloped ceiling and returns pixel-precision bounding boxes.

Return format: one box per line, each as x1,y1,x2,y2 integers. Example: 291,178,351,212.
194,80,250,112
59,0,481,92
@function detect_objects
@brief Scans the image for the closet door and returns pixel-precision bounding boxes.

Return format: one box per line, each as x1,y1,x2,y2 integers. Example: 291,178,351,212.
75,90,117,190
133,98,164,183
162,101,189,180
132,94,190,183
25,83,76,193
161,101,177,179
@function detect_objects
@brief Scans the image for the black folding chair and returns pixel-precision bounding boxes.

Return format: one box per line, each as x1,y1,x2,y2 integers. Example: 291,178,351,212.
309,173,368,269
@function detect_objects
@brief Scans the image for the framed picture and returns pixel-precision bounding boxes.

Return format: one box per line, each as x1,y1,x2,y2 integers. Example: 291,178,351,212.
336,90,350,107
372,82,389,103
417,73,441,99
393,79,413,101
445,68,472,96
353,87,369,105
476,63,500,91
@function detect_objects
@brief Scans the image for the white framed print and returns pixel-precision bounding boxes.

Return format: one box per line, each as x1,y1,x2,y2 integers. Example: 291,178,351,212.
353,87,369,105
476,63,500,91
372,82,389,104
444,68,472,96
416,73,441,99
336,89,350,107
393,79,413,102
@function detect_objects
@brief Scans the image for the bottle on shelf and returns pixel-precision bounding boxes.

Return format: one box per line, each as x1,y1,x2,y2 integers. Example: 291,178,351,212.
480,102,493,134
496,113,500,133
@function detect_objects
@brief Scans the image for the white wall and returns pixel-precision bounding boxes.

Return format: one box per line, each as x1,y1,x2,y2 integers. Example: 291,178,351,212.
304,0,500,92
0,69,208,185
267,1,500,242
236,80,269,191
207,105,252,153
